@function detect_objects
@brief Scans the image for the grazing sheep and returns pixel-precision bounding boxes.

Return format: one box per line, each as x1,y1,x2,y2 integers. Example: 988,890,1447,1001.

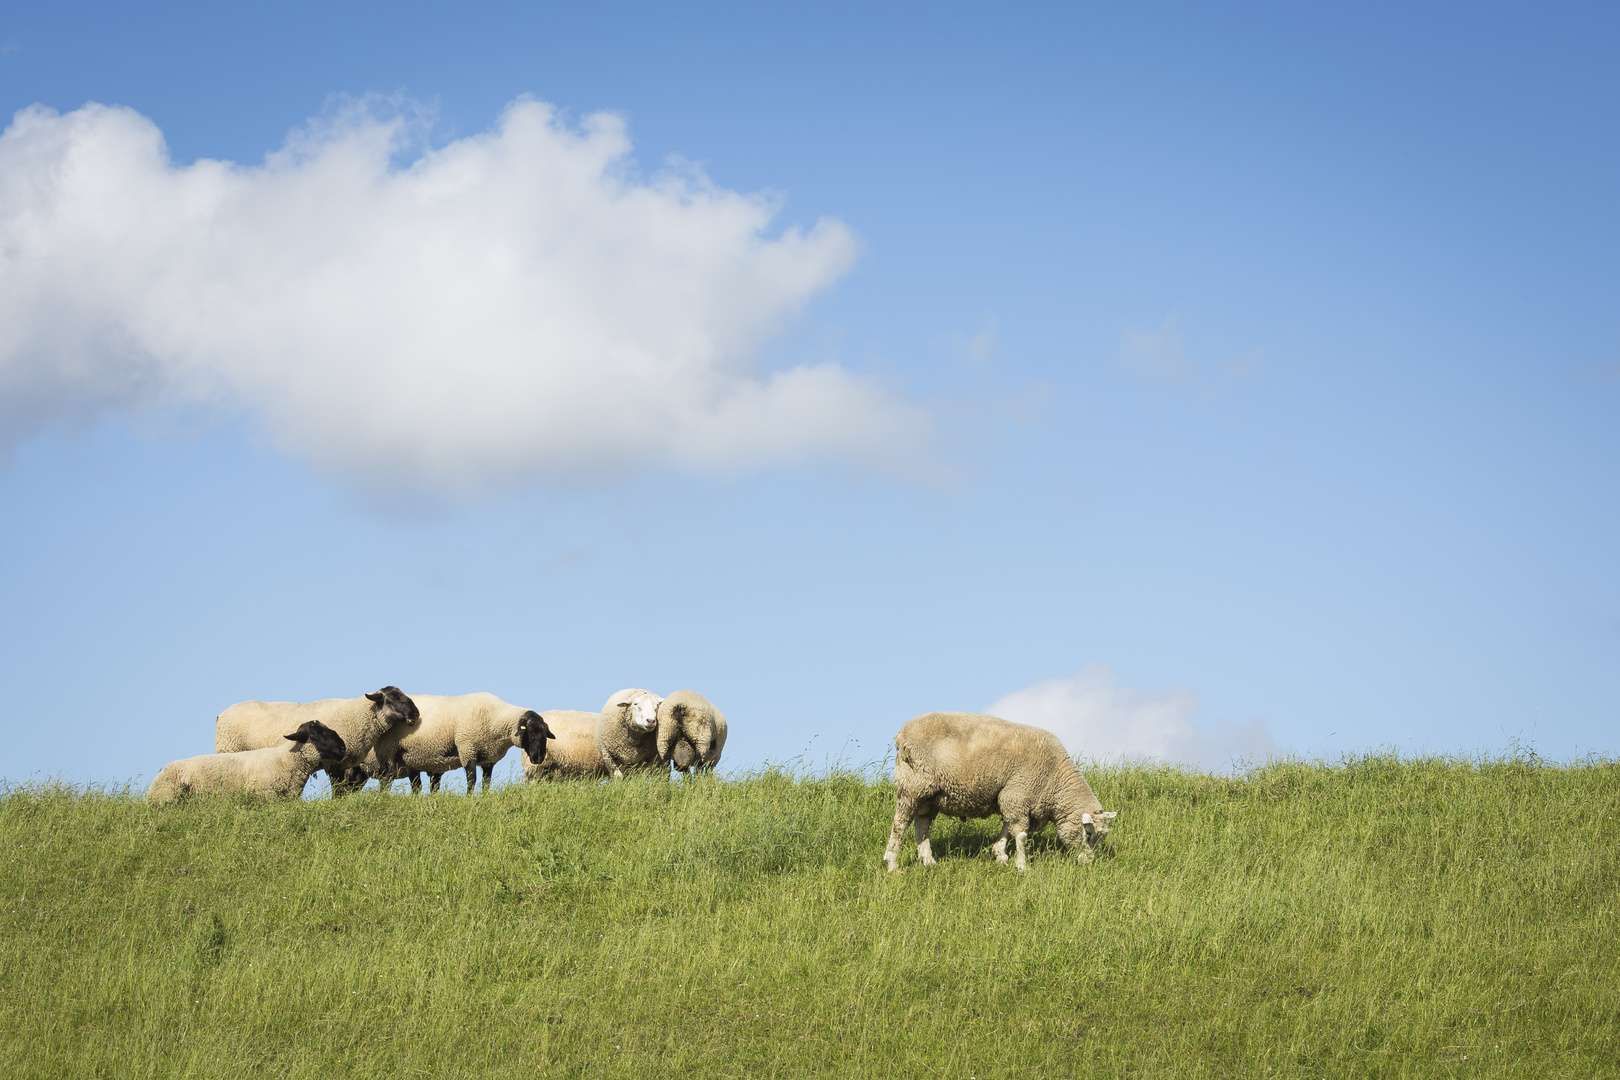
215,687,420,795
521,710,609,780
367,693,556,794
148,721,347,805
594,689,664,778
656,689,727,773
883,712,1116,872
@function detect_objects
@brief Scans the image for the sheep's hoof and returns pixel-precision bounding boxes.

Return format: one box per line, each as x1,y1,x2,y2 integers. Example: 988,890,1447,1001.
920,856,936,868
883,854,899,872
1076,848,1096,865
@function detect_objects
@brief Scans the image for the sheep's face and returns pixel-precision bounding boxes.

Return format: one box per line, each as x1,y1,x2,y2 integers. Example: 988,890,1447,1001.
516,710,556,764
617,691,662,732
1061,810,1117,850
285,721,349,763
366,686,421,727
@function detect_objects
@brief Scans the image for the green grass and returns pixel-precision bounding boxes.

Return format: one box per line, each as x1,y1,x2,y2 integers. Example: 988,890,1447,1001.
2,755,1617,1078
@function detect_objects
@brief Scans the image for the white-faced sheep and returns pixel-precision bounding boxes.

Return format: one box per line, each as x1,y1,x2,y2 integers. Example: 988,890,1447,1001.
656,689,727,773
215,687,421,795
521,710,609,780
884,712,1116,872
148,721,348,805
594,689,664,778
366,693,555,793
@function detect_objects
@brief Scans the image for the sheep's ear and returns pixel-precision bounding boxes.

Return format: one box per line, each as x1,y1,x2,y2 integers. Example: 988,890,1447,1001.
1102,811,1117,820
285,732,309,744
1081,812,1093,825
614,700,630,709
365,692,383,703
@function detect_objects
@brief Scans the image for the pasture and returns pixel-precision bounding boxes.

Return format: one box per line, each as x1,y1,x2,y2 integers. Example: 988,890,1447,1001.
1,755,1615,1078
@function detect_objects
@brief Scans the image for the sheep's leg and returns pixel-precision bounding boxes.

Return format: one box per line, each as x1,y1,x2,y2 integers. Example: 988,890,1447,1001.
408,772,422,794
428,773,442,793
1004,816,1030,874
884,795,918,871
464,763,478,793
1013,830,1032,871
480,764,494,792
914,813,938,867
990,822,1013,864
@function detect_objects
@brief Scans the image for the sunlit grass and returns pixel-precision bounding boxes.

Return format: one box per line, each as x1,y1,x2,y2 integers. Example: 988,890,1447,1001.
1,754,1616,1077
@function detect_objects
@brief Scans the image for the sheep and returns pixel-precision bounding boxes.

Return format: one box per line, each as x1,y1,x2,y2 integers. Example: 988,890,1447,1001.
883,711,1117,872
594,688,665,778
366,692,556,794
521,710,609,780
655,689,727,773
148,721,347,805
215,686,421,795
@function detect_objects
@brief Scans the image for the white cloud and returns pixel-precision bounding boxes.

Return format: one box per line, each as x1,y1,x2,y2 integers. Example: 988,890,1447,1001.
985,663,1278,771
0,97,930,495
1118,313,1195,388
1117,313,1261,393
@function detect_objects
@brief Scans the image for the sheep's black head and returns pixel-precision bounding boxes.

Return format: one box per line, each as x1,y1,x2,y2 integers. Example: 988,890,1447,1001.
366,686,420,727
285,721,348,763
516,710,556,765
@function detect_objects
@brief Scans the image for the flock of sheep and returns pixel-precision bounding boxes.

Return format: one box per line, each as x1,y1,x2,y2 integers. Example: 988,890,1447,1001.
146,684,1117,871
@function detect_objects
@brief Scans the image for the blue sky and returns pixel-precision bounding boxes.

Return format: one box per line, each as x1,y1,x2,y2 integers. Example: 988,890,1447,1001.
2,2,1616,788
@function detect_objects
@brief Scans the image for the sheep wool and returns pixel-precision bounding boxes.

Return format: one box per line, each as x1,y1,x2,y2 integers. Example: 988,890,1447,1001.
214,687,420,794
149,721,348,805
594,689,664,778
370,692,554,794
655,689,727,772
884,711,1116,872
522,710,609,780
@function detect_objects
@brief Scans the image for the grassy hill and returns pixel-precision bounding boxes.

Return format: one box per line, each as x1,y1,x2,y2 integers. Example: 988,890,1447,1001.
1,755,1616,1078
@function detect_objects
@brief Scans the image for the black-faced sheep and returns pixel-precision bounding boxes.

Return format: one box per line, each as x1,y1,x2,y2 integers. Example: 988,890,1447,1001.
884,711,1116,872
521,709,609,780
148,721,347,805
214,687,420,795
366,692,555,793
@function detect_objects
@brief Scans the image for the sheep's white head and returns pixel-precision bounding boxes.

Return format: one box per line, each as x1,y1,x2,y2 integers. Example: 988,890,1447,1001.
1082,810,1116,844
616,690,662,732
1062,810,1117,852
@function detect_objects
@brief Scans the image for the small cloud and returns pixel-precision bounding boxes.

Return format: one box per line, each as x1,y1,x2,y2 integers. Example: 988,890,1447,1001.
1116,313,1261,393
944,313,998,367
1118,313,1195,388
1222,350,1263,380
0,44,22,57
985,662,1278,772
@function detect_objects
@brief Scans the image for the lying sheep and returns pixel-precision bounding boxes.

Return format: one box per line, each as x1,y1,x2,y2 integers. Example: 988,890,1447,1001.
148,721,347,805
522,710,609,780
883,712,1116,872
366,692,555,793
215,687,420,795
594,688,664,778
656,689,727,773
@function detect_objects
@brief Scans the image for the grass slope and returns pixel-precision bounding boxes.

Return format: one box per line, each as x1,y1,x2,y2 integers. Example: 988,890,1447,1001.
1,756,1617,1078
